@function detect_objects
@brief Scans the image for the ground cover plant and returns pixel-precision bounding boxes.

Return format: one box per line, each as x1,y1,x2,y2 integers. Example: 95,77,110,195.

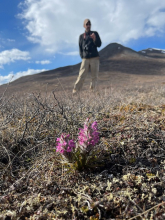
1,84,165,219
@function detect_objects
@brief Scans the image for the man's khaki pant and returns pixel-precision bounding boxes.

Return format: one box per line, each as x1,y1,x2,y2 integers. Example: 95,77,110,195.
73,56,100,92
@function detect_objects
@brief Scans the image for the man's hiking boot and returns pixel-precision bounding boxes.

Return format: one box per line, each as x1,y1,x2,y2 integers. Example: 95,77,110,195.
72,89,77,96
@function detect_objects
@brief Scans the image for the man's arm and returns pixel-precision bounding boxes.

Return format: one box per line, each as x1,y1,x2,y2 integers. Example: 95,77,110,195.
79,35,83,59
93,31,102,47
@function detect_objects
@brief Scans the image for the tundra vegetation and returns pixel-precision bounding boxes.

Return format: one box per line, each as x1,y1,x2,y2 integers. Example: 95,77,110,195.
1,84,165,219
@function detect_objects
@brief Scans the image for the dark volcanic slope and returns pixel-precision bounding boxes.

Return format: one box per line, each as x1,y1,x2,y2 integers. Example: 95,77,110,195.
99,43,144,60
138,48,165,59
1,43,165,95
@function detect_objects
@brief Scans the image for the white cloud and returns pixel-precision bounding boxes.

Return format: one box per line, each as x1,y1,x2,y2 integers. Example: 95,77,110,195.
7,39,15,42
0,74,14,85
0,68,47,85
58,51,79,56
0,49,30,68
35,60,51,64
19,0,165,53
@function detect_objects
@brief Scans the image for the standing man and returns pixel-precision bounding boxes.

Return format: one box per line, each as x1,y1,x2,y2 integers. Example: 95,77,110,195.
73,19,102,95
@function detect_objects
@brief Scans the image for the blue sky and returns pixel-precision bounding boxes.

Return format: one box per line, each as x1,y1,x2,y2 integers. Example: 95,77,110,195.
0,0,165,84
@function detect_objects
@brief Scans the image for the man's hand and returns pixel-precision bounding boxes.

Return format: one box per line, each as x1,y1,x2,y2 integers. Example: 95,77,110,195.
90,33,96,41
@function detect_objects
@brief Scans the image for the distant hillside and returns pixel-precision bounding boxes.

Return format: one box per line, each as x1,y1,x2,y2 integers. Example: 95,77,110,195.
138,48,165,59
1,43,165,95
99,42,144,60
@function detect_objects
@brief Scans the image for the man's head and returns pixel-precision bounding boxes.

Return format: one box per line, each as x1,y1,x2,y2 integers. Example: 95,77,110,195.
83,19,91,32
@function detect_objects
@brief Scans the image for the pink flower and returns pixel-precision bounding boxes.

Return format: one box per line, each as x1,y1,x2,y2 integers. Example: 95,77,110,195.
56,133,76,156
78,118,99,152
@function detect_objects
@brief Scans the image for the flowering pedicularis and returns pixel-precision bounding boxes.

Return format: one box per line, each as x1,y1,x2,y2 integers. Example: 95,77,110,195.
56,118,100,168
56,133,76,155
78,119,99,152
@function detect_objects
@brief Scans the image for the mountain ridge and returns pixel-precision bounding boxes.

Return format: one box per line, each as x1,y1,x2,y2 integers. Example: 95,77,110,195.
1,42,165,95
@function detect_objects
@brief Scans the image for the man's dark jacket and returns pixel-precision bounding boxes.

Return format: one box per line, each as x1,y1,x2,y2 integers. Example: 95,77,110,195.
79,30,102,59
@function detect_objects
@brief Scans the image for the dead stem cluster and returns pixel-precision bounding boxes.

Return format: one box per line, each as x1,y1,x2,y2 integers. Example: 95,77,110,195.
1,84,165,219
